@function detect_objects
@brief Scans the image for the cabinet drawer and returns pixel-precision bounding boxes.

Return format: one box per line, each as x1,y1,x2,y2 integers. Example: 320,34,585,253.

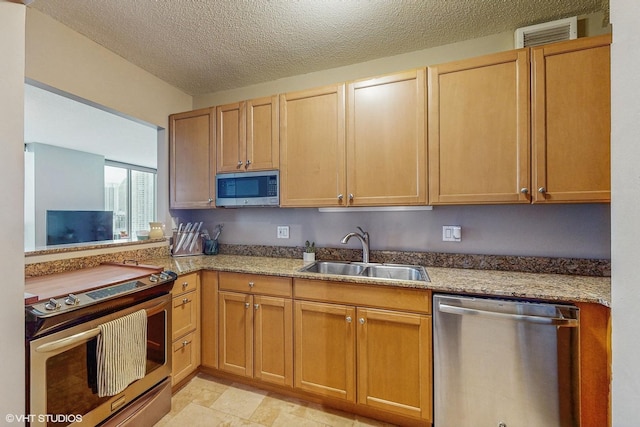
172,272,198,295
219,272,292,297
172,330,198,385
294,279,431,314
172,290,197,340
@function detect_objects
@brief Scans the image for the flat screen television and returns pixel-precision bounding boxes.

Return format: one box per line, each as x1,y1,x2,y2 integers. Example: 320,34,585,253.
46,210,114,246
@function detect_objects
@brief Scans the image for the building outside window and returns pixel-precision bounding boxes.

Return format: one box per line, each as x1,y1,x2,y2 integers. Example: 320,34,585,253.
105,162,156,239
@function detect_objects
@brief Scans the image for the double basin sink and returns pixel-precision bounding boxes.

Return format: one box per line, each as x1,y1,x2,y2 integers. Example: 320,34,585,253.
299,261,430,282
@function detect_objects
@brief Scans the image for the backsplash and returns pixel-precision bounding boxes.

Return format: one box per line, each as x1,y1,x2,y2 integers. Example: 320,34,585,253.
24,242,610,278
219,244,611,277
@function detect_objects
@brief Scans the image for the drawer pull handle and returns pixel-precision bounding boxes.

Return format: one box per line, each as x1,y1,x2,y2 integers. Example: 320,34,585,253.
248,281,255,288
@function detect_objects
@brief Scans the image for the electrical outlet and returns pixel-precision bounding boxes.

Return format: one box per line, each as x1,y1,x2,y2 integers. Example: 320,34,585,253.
442,226,462,242
277,225,290,239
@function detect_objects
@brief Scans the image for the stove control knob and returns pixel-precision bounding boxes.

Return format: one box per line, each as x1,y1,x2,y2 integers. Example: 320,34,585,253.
44,298,61,311
160,272,170,281
65,294,79,306
149,274,159,282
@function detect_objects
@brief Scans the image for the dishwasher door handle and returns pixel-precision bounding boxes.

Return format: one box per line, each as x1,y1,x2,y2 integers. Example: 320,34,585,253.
437,303,578,327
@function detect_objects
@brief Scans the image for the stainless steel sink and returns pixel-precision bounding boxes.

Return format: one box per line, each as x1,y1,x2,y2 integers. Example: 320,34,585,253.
300,261,366,276
299,261,429,282
362,264,429,281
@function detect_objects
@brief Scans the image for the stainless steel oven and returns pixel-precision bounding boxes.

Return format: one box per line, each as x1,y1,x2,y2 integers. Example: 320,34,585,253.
25,268,176,427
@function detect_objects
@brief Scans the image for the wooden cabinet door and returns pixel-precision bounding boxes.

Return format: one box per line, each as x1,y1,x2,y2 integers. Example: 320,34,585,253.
347,70,427,206
357,308,432,421
254,295,293,387
532,34,611,203
247,95,279,171
428,49,530,204
218,291,253,377
169,107,215,208
294,301,355,401
280,84,346,207
172,330,198,386
200,270,218,369
172,289,197,341
216,102,247,173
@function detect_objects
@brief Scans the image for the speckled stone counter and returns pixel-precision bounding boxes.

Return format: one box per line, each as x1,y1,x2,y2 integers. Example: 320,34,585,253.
142,254,611,307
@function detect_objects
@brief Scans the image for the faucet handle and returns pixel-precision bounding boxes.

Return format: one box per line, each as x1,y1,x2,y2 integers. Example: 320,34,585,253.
356,226,369,241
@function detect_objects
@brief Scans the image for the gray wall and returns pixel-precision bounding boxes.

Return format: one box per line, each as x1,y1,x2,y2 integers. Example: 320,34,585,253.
177,203,610,259
27,142,105,246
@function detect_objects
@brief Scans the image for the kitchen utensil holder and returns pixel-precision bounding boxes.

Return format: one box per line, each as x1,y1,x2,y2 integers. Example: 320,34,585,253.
171,230,204,257
204,239,219,255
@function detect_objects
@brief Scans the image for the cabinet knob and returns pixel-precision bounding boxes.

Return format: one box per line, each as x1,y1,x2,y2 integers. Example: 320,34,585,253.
359,318,365,325
182,282,189,289
182,340,190,347
208,198,214,203
254,304,259,310
349,193,354,201
520,188,529,194
237,160,243,168
246,159,252,167
538,187,547,194
338,194,344,201
245,302,250,308
248,281,255,288
346,316,352,323
182,297,190,304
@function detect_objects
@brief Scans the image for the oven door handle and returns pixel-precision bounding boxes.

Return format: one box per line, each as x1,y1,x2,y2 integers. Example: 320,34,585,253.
35,328,101,353
35,301,167,354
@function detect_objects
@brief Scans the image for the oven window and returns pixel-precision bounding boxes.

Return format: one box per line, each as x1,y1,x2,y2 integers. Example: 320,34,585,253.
44,310,166,426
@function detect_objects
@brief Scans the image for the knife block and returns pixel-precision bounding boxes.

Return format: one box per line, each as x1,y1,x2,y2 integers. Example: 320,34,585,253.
171,230,204,257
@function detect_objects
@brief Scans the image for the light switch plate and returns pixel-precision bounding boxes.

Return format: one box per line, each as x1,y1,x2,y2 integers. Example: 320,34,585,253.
277,225,290,239
442,226,461,242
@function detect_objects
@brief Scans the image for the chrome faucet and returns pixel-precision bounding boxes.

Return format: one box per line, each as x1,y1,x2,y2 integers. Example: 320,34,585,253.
341,226,370,264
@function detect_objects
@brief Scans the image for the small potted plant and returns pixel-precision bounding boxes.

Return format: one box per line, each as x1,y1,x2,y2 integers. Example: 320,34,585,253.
303,240,316,263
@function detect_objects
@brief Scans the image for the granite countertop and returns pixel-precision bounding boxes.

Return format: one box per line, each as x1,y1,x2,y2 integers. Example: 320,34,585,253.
143,254,611,307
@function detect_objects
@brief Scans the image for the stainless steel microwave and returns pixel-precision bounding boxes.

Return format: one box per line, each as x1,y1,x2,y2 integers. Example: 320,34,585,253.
215,170,279,207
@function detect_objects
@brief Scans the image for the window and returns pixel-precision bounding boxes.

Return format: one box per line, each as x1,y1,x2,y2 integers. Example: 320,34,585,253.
105,161,156,239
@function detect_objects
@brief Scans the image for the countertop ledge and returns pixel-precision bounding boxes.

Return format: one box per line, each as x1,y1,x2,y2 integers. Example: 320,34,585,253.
143,255,611,307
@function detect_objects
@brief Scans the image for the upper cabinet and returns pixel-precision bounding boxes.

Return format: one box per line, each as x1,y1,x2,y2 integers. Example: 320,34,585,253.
279,84,346,207
279,70,426,207
216,96,279,173
170,35,611,208
531,34,611,203
169,107,216,209
428,50,530,204
428,34,611,205
347,70,427,206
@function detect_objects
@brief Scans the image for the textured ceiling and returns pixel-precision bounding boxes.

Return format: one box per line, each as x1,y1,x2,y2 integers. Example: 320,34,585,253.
30,0,607,96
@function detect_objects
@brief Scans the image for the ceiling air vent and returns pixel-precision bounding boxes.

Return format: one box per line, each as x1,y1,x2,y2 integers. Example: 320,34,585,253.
515,17,577,48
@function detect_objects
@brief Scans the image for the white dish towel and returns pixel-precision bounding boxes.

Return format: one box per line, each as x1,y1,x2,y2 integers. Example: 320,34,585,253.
96,309,147,397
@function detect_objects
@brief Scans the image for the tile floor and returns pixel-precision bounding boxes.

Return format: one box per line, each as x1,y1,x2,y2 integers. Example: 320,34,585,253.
156,373,397,427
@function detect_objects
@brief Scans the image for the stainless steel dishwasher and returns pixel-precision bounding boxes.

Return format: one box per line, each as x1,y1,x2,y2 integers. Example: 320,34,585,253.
433,294,580,427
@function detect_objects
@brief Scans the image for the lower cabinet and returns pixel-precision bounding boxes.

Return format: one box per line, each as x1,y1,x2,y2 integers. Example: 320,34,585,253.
218,272,294,387
171,272,201,386
357,307,432,420
294,301,356,401
293,279,433,422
